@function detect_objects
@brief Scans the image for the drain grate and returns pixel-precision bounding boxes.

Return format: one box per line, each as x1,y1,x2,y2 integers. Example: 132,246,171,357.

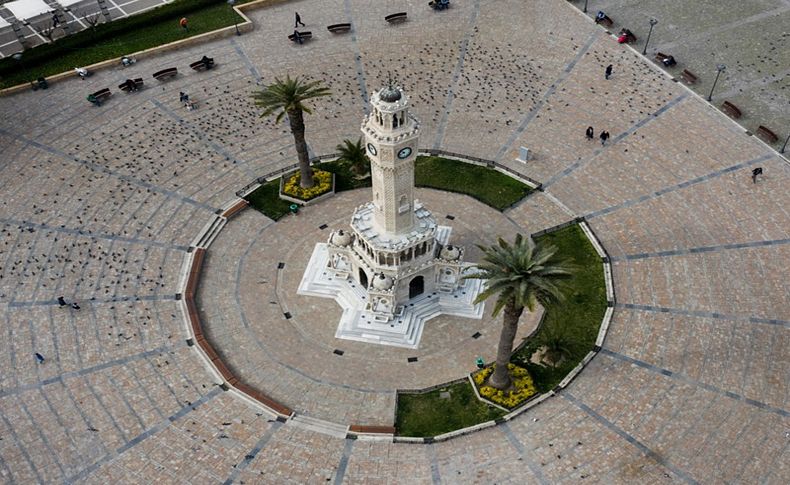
283,312,292,319
318,224,328,230
277,262,285,269
407,357,418,363
333,349,344,356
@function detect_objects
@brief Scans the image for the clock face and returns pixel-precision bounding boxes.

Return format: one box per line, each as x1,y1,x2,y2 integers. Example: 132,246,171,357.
367,143,377,156
397,147,412,159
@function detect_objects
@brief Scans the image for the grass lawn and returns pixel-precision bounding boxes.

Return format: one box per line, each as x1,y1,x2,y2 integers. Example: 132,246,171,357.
245,179,292,221
512,224,608,392
394,223,606,436
415,156,532,211
0,0,247,89
395,381,505,437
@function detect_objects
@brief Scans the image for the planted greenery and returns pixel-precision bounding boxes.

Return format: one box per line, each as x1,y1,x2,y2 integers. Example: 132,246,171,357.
282,170,332,200
472,363,537,409
245,179,292,221
415,156,532,211
395,381,505,438
0,0,247,89
394,223,606,436
512,224,607,392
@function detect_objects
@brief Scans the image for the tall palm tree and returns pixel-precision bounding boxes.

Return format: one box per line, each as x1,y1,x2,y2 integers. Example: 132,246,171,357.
336,137,370,176
252,75,330,188
466,234,574,389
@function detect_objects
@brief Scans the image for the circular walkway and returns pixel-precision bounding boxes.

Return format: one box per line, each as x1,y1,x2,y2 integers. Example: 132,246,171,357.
0,0,787,483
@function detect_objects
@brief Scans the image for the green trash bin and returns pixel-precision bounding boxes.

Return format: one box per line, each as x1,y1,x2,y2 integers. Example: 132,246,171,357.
289,204,299,215
475,357,485,369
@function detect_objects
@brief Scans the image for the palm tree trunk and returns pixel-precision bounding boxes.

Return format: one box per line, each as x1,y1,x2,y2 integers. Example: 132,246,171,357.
287,108,313,188
489,300,523,389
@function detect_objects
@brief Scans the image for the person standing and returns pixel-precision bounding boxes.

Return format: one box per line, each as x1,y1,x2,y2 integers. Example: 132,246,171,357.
57,296,68,307
599,130,610,146
585,126,594,140
180,17,188,31
605,64,613,80
295,12,305,28
35,353,45,364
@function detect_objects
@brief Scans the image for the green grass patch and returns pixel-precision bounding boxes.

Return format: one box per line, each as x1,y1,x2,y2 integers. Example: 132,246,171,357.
315,159,371,192
414,156,532,211
512,224,607,392
395,381,505,437
395,223,606,436
0,0,247,89
245,179,292,221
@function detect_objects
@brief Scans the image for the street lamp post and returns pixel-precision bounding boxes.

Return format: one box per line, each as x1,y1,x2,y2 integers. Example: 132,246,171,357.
583,0,589,13
227,0,240,36
781,133,790,154
707,64,726,102
642,18,658,55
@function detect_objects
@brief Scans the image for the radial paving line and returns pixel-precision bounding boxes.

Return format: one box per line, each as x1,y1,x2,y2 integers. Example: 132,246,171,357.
0,128,219,212
67,386,223,484
221,421,283,485
333,437,355,485
563,393,699,485
0,216,188,249
616,302,790,329
343,0,370,111
0,344,180,399
541,93,690,189
611,237,790,261
500,422,549,484
584,153,777,219
150,99,259,179
600,349,789,417
8,293,178,307
230,37,262,83
427,443,441,485
494,30,599,162
0,411,44,483
432,0,481,149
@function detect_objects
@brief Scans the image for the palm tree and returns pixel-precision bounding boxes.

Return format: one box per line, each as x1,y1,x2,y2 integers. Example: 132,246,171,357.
539,324,573,368
466,234,574,389
253,75,330,188
336,137,370,176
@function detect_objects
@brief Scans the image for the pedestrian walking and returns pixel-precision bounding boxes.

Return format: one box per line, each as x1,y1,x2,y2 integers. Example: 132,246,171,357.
752,167,763,183
585,126,594,140
180,17,188,31
605,64,613,80
52,14,60,28
600,130,610,146
295,12,305,28
71,302,80,310
180,91,189,104
35,353,45,364
57,296,68,307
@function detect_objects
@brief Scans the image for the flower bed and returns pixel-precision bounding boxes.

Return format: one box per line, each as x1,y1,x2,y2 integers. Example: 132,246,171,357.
472,363,537,409
279,170,335,205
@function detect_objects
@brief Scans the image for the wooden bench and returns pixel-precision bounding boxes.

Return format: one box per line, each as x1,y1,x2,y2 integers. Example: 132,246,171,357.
327,23,351,33
595,15,613,28
152,67,178,81
721,101,742,119
118,78,143,92
680,69,697,84
756,125,779,144
91,88,111,102
190,58,214,71
654,52,676,66
349,424,396,435
385,12,408,23
288,31,312,43
221,199,248,219
617,29,636,43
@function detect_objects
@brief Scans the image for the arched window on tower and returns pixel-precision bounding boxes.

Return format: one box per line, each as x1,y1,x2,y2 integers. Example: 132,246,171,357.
393,114,399,128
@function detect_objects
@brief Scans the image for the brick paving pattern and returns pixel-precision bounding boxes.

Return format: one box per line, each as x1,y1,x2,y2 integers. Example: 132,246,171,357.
0,0,787,483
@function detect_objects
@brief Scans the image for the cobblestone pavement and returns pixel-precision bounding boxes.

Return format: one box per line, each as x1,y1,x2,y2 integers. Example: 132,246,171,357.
0,0,787,483
569,0,790,149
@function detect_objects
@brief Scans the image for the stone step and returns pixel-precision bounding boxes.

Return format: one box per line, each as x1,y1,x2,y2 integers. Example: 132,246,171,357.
289,414,349,438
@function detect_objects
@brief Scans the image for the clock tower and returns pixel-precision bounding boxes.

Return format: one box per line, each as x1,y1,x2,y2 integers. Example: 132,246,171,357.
361,86,420,235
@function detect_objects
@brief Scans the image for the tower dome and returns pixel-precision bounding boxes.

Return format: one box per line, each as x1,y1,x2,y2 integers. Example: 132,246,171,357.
379,86,402,103
372,272,394,290
330,229,353,247
440,244,461,261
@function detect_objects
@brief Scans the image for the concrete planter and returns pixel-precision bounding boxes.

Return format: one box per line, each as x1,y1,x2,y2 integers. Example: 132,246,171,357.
278,170,336,206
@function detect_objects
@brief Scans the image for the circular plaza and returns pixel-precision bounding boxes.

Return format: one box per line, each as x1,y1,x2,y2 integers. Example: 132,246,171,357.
0,0,787,483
